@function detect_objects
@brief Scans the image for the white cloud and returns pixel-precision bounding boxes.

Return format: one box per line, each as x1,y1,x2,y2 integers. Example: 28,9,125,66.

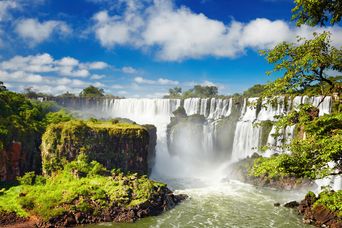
134,76,155,84
0,53,112,95
88,61,108,69
134,76,178,85
157,78,179,85
15,18,71,45
0,1,19,21
122,66,137,74
91,0,342,61
91,74,106,80
0,53,109,78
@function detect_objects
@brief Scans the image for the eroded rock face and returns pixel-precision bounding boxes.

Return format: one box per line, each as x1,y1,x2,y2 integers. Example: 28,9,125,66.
297,192,342,228
41,121,157,175
0,140,41,182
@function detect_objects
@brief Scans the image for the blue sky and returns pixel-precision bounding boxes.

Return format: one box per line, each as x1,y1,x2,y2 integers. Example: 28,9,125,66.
0,0,341,97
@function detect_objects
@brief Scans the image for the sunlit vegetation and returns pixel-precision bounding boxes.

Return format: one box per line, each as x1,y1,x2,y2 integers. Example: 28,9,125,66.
250,104,342,180
0,155,166,221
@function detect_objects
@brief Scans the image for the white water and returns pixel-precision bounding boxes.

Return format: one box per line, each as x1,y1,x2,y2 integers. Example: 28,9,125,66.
78,95,339,228
93,96,339,189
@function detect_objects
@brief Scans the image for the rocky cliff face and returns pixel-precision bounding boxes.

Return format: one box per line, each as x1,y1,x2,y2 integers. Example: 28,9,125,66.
297,191,342,228
0,139,41,182
41,120,157,175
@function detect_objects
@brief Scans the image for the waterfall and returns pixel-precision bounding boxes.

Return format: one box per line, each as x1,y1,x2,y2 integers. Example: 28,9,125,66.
231,121,260,161
79,96,334,182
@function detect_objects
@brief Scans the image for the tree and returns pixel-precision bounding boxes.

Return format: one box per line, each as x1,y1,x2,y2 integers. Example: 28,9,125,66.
0,81,6,92
292,0,342,26
260,32,342,96
79,86,104,97
168,87,182,97
58,91,76,98
191,85,218,97
242,84,266,97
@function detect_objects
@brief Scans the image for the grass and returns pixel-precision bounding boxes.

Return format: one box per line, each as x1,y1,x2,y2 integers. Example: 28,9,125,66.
0,155,166,221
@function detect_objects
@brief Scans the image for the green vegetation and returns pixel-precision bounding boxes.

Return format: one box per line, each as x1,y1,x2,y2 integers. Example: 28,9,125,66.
0,155,166,221
41,120,150,175
260,32,341,97
0,81,6,92
80,85,105,97
242,84,267,97
292,0,342,26
314,190,342,217
250,105,342,180
57,91,77,98
164,85,219,98
0,90,59,151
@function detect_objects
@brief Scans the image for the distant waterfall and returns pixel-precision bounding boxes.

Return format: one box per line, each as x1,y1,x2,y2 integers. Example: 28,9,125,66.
74,96,333,180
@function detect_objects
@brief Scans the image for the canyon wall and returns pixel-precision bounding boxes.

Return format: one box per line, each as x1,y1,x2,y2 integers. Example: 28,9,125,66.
41,120,156,175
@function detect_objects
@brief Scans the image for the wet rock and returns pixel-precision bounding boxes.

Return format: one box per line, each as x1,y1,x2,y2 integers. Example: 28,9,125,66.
274,202,280,207
0,211,28,226
297,192,342,228
284,201,299,208
63,215,76,227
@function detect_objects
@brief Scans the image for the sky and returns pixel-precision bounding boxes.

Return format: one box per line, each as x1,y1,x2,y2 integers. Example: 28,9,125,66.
0,0,341,97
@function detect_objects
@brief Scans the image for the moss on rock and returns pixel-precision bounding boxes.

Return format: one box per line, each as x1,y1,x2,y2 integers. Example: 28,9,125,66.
41,120,156,175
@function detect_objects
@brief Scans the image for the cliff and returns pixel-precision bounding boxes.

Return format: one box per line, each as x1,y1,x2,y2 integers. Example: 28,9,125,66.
41,120,157,175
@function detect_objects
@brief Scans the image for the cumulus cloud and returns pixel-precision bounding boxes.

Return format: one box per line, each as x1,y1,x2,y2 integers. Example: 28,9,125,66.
0,1,20,21
0,53,111,95
134,76,179,85
15,18,71,45
91,0,342,61
91,74,106,80
0,53,109,78
88,61,108,69
122,66,137,74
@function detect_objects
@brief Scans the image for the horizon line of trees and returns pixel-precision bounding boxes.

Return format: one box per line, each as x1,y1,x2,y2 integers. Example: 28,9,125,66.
0,84,126,99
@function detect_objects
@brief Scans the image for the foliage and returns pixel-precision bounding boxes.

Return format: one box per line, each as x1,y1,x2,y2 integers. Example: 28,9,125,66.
0,81,6,92
17,172,36,186
79,86,105,97
57,91,77,98
251,105,342,180
292,0,342,26
23,87,52,99
44,109,74,125
314,190,342,217
260,32,342,97
0,91,46,151
242,84,267,97
165,85,219,98
166,87,182,98
0,155,167,221
41,120,149,175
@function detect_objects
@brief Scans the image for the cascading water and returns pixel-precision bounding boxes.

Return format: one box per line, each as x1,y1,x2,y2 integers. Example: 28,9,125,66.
91,96,337,184
80,95,339,228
